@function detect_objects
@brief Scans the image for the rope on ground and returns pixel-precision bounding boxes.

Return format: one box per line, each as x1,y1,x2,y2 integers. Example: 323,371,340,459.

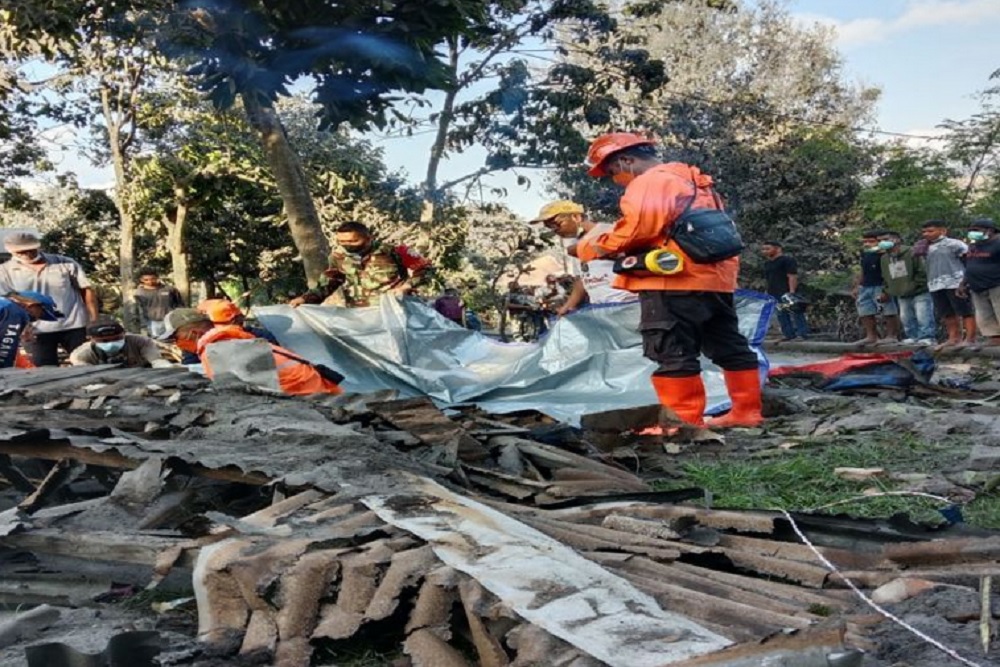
777,508,985,667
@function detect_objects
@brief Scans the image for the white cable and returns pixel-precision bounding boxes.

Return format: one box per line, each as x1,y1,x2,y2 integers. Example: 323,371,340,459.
778,509,985,667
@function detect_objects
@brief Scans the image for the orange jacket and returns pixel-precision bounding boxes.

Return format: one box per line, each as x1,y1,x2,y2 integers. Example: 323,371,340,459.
576,163,739,293
197,325,342,396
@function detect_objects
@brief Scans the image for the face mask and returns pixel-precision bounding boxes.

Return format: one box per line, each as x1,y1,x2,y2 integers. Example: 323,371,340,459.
95,340,126,354
863,245,879,253
612,171,634,187
968,231,988,242
341,244,367,257
14,253,41,264
877,240,895,251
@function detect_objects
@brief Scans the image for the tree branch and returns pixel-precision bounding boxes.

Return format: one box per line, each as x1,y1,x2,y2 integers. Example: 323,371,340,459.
457,16,535,89
438,166,493,192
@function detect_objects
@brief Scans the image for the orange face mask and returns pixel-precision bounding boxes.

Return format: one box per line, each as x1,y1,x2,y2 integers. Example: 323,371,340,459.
176,337,198,354
612,171,635,187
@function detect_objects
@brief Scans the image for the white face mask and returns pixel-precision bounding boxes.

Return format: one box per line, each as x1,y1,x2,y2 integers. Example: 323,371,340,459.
14,253,41,264
95,340,126,354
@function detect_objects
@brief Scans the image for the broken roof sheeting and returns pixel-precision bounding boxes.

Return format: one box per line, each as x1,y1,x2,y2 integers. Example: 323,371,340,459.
255,291,774,424
364,475,732,666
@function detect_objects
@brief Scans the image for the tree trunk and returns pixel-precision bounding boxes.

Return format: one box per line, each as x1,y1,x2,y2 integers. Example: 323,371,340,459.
498,295,510,342
420,38,461,224
101,87,140,332
165,192,191,305
241,92,329,287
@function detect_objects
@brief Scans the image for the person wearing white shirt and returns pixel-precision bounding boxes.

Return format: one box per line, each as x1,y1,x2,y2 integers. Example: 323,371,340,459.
530,200,636,315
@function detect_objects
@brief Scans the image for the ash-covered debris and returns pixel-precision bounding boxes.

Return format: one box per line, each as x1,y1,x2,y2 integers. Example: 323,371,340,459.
0,366,998,666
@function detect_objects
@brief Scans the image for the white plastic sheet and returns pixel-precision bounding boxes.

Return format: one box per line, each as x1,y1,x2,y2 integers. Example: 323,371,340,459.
256,290,774,424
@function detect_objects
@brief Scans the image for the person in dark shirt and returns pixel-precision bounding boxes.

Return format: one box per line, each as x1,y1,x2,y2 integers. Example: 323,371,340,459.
851,230,901,345
134,269,184,338
761,241,808,341
959,219,1000,346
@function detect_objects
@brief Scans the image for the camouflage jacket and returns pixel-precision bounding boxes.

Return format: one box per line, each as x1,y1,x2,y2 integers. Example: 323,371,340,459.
303,242,432,307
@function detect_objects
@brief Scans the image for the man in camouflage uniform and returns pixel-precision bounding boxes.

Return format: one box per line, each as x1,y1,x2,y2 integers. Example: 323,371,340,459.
290,222,433,308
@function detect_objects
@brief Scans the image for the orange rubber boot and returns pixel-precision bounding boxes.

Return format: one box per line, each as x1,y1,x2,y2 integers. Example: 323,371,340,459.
707,369,763,428
650,374,707,427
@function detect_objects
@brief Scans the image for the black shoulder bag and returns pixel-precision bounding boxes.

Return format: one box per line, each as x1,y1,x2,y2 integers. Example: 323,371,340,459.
669,181,745,263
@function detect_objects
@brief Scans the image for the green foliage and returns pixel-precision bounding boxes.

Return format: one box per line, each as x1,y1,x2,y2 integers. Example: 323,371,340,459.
159,0,493,131
13,178,141,287
856,145,964,237
0,66,50,206
127,90,471,301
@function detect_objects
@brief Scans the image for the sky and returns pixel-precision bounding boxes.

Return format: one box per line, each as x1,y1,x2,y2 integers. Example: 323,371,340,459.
38,0,1000,221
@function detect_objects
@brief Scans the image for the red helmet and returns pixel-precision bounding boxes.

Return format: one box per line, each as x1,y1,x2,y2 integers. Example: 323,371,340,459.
586,133,657,178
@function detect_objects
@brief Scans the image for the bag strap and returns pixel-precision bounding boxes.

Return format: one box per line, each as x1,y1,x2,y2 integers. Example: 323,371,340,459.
271,346,319,367
665,180,700,241
271,347,345,384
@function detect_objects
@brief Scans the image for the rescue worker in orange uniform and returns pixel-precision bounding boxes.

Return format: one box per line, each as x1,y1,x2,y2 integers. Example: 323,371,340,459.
159,309,343,396
573,133,762,429
197,298,280,345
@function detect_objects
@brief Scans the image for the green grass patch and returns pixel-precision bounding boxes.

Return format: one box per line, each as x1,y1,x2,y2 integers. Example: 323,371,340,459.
312,646,403,667
652,435,1000,528
963,493,1000,529
119,587,196,613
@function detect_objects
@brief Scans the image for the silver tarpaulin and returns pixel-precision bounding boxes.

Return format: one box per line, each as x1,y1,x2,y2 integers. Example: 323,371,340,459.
256,291,774,424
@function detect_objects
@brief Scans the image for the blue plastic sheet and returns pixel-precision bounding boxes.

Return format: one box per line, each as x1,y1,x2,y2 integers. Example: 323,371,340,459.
256,290,775,425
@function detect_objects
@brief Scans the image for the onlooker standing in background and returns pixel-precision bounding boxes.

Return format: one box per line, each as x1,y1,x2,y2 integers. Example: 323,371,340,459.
852,230,901,345
134,268,183,338
959,219,1000,347
0,232,98,366
922,220,976,348
877,231,936,345
761,241,808,341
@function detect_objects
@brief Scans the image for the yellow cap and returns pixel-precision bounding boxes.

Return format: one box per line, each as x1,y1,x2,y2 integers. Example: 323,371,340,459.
530,200,584,223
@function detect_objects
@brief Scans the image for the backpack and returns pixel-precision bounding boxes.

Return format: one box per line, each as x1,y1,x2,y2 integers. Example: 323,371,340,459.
669,181,745,263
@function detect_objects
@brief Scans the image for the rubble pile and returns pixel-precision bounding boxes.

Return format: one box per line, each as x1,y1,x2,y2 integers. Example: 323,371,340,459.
1,366,999,666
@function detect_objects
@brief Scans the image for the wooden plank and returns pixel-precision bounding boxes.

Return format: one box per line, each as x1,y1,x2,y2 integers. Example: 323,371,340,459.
611,557,825,618
718,534,883,571
670,627,851,667
884,537,1000,567
669,562,845,610
1,528,196,568
369,396,488,462
618,570,812,641
0,440,271,486
724,550,831,588
495,437,643,485
19,459,86,514
521,515,682,560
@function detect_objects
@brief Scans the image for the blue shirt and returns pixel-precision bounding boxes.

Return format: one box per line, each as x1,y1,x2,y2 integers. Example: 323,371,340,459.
0,298,32,368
